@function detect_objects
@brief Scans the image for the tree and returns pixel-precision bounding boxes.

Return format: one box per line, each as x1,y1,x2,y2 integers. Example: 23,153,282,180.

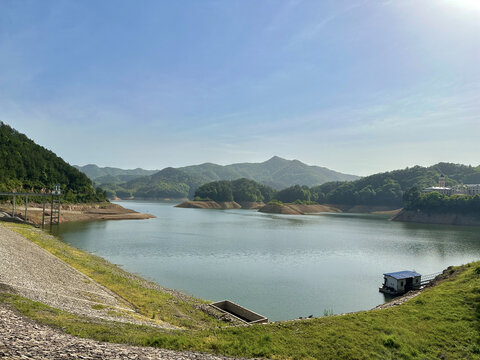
275,185,311,203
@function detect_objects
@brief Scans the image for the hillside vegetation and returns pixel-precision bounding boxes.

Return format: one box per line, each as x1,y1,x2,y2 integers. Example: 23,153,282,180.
180,156,359,190
403,187,480,214
0,122,107,202
194,178,275,203
83,156,359,200
74,164,158,186
309,163,480,208
191,163,480,210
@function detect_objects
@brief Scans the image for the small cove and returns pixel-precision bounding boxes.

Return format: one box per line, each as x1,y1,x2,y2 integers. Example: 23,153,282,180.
52,201,480,321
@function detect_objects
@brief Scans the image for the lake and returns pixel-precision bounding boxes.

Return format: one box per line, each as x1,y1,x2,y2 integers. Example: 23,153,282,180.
52,201,480,321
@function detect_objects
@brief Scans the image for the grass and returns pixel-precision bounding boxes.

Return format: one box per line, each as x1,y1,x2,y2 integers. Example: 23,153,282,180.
2,222,480,359
0,222,223,330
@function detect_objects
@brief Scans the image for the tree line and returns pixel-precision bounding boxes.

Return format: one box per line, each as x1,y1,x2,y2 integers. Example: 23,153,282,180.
194,178,275,203
194,169,480,215
0,122,107,203
403,188,480,214
194,178,405,207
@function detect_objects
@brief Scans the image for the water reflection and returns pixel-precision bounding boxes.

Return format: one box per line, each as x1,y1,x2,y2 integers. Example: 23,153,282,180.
53,201,480,321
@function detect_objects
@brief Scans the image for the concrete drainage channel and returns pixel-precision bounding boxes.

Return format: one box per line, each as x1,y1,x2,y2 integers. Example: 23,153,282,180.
210,300,268,324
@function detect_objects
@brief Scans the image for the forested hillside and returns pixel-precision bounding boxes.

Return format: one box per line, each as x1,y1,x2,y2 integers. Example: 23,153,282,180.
194,178,275,203
0,122,107,202
74,164,158,185
90,156,359,200
193,163,480,208
121,167,203,199
180,156,359,189
403,187,480,214
310,163,480,207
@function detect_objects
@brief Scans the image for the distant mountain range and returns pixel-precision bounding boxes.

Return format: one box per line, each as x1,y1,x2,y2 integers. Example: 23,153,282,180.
178,156,359,189
73,165,159,185
76,157,360,199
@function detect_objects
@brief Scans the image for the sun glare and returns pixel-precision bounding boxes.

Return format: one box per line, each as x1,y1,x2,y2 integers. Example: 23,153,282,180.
442,0,480,13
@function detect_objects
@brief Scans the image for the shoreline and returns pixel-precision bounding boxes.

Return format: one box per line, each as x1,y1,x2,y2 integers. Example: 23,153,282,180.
392,209,480,226
175,200,402,216
175,200,264,210
0,202,155,225
0,221,477,358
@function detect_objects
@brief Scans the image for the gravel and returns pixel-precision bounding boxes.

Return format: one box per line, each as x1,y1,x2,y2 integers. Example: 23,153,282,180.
0,224,250,358
0,225,175,328
0,304,239,359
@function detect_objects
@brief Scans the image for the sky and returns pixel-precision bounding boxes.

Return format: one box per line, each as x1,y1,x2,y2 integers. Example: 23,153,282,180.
0,0,479,176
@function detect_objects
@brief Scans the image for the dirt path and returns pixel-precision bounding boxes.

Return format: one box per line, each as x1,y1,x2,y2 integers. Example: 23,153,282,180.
0,225,174,329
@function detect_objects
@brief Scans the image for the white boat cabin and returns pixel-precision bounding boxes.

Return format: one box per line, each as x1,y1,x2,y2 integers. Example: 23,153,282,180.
381,271,421,295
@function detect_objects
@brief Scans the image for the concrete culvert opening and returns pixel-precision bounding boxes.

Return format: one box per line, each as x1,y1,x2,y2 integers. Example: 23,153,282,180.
210,300,268,324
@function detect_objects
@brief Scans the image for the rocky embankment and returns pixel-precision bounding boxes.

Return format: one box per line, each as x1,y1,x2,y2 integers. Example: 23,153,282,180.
392,210,480,226
0,225,171,328
175,201,264,210
0,224,245,359
0,305,235,360
258,203,342,215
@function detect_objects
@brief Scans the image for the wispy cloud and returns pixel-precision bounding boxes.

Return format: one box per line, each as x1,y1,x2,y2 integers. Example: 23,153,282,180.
286,1,367,48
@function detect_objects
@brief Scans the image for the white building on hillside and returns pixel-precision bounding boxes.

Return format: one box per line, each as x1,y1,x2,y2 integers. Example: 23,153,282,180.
423,186,452,195
423,176,480,196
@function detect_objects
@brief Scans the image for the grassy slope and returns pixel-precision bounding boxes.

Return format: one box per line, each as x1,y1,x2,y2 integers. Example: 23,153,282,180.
0,223,222,330
1,222,480,359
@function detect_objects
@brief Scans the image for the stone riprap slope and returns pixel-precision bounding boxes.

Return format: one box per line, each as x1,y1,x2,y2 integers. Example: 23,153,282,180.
0,225,172,329
0,305,238,360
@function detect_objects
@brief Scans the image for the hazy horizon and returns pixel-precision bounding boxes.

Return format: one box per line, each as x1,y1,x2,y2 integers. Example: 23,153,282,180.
1,0,479,176
74,155,478,178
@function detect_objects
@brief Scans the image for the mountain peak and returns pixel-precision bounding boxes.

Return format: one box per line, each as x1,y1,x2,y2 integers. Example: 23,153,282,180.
265,156,288,163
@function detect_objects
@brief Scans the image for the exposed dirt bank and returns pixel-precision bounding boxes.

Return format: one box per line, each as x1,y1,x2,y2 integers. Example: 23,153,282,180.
236,201,265,209
0,203,155,225
176,201,401,216
175,201,262,210
258,203,342,215
337,205,402,215
392,210,480,226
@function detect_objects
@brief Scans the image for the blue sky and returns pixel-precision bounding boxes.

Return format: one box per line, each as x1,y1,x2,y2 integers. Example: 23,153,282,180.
1,0,479,176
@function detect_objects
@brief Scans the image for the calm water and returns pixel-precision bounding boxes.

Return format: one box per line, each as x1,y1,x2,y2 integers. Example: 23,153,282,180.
52,201,480,321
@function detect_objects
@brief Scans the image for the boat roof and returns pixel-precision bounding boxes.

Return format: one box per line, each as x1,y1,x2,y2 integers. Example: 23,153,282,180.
384,271,421,280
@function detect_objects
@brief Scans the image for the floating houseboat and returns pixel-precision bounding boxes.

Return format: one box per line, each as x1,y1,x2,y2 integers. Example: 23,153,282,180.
379,270,422,295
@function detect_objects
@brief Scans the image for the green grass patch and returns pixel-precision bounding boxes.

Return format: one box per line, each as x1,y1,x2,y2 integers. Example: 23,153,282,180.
2,222,480,359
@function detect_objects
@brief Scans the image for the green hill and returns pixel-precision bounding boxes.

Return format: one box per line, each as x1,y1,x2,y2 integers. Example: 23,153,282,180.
194,178,275,203
74,164,158,185
311,163,480,207
0,122,106,202
180,156,359,189
91,156,359,200
121,167,204,199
